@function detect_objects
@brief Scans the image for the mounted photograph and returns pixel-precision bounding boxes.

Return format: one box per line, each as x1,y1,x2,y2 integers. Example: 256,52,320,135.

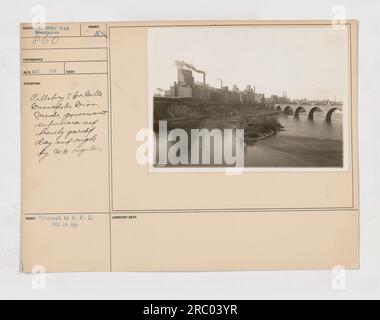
148,25,350,170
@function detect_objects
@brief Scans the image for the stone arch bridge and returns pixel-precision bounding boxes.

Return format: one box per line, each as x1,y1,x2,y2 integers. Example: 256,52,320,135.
269,103,343,122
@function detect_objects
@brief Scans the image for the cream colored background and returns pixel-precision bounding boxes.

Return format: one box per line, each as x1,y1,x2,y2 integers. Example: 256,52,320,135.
112,211,358,272
107,21,359,272
110,24,357,212
20,21,359,273
4,0,379,300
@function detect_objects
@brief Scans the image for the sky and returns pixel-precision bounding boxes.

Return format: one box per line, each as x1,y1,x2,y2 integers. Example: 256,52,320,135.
148,26,349,101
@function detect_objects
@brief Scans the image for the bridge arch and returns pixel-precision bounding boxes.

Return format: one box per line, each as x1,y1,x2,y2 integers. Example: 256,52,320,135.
326,107,342,122
308,107,323,120
276,106,282,111
294,106,307,118
283,106,294,115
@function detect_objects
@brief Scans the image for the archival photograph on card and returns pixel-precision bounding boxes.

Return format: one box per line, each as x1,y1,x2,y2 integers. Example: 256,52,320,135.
148,26,350,170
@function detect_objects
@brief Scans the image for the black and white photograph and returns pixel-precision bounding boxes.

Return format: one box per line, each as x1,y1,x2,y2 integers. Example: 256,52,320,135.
149,26,349,169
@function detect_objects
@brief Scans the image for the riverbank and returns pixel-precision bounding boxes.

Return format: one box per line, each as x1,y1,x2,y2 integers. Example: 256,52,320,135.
245,130,276,144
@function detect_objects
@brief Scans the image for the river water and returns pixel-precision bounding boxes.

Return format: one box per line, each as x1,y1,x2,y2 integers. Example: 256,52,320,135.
245,112,343,168
155,112,343,168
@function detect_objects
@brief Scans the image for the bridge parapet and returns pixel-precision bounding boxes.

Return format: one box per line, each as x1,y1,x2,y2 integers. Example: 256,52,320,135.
271,103,343,121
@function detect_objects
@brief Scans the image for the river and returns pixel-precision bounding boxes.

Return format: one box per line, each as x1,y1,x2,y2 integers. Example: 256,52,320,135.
154,111,344,168
245,112,343,168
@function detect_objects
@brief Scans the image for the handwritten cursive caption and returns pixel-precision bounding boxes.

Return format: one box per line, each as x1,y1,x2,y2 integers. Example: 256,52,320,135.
30,90,108,162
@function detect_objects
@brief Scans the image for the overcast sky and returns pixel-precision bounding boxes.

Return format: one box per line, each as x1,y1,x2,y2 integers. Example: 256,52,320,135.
148,26,349,101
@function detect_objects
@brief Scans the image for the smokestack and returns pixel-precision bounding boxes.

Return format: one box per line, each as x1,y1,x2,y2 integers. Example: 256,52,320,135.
175,60,206,86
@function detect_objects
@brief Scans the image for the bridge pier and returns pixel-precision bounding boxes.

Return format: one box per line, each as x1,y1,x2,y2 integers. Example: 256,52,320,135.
274,104,342,122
